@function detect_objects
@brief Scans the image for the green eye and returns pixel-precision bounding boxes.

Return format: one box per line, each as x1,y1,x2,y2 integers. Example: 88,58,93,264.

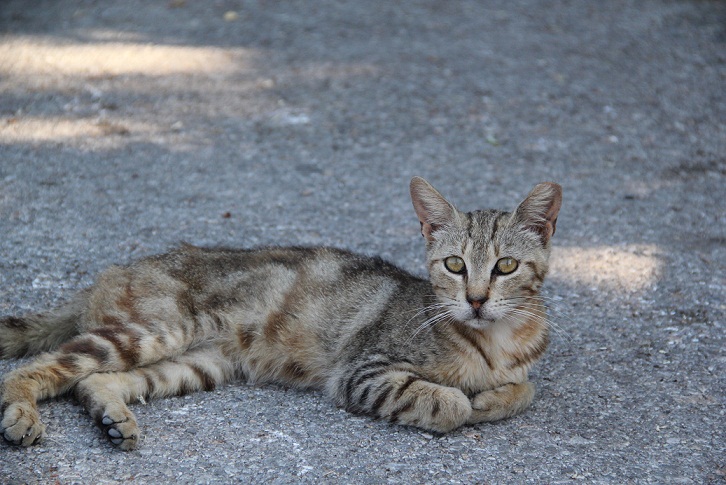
444,256,466,274
495,257,518,275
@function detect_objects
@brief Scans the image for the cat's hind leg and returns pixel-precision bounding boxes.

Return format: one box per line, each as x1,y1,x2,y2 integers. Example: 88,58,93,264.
74,343,235,450
2,267,206,447
1,323,185,446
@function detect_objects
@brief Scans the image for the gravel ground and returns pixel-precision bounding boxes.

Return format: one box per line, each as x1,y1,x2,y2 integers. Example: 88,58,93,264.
1,1,724,483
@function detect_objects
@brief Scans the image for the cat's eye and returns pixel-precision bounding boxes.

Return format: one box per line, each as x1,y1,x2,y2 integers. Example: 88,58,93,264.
444,256,466,274
495,257,518,275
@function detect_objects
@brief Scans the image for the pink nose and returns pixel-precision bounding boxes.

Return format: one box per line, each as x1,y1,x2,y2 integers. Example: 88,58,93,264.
467,295,487,310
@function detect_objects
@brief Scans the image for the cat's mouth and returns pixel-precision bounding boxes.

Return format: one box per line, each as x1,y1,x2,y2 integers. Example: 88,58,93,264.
469,303,488,318
463,310,497,328
449,302,500,327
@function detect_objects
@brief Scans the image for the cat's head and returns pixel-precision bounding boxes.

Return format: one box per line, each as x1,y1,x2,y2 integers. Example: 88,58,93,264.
410,176,562,328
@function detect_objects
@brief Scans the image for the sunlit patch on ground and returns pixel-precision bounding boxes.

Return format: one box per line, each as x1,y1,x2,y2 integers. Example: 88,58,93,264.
0,37,245,78
0,116,159,143
549,245,662,293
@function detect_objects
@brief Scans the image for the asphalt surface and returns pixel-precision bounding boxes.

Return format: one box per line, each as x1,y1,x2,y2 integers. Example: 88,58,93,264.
1,1,724,483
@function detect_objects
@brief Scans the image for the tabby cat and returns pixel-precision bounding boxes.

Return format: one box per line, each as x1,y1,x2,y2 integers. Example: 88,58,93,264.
0,177,561,450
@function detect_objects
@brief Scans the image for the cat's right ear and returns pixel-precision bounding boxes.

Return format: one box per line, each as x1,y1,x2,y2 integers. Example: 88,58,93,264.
410,177,459,241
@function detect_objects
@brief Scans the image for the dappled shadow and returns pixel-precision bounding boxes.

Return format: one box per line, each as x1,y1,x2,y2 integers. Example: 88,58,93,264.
0,32,381,152
0,0,396,154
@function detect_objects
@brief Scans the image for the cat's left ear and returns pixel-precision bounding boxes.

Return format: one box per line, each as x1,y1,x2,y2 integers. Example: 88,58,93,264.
513,182,562,244
410,177,459,241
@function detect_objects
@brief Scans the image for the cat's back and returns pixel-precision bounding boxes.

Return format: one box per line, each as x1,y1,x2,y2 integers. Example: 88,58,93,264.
145,244,420,286
119,244,425,335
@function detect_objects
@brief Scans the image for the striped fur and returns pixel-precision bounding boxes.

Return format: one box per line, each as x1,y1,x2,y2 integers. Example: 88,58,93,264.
1,178,561,450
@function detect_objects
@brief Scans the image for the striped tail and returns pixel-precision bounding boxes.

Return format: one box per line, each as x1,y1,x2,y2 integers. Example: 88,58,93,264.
0,292,88,358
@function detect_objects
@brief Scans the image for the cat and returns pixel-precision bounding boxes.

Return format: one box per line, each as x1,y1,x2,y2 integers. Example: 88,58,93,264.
0,177,561,451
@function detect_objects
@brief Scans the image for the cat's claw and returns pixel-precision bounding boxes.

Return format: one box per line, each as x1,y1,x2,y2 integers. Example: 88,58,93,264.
1,403,46,446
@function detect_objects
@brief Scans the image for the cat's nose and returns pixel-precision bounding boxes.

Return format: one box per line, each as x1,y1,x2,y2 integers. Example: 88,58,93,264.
466,295,487,310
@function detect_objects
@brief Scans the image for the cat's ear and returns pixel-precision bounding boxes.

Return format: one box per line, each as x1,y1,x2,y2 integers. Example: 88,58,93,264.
513,182,562,244
410,177,459,241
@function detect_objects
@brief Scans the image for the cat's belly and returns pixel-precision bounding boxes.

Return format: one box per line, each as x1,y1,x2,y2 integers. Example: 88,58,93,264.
216,313,330,389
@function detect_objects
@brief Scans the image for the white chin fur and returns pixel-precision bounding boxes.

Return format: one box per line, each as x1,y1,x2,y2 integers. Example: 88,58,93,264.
464,318,495,329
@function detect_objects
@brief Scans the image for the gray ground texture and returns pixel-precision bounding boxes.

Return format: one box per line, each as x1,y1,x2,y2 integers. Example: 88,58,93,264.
0,1,724,483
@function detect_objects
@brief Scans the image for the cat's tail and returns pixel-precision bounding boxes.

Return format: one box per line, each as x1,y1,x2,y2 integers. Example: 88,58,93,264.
0,291,89,358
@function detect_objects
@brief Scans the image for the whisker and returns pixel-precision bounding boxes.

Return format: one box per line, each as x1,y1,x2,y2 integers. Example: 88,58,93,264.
506,308,571,343
502,296,573,343
405,308,456,344
506,296,575,324
402,302,452,327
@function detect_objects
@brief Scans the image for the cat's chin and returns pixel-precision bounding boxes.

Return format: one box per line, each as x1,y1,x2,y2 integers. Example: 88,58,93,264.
462,316,497,330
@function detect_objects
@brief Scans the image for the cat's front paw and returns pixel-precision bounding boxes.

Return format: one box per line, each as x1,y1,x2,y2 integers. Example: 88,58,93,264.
468,381,535,423
1,402,46,446
427,387,472,433
392,384,472,433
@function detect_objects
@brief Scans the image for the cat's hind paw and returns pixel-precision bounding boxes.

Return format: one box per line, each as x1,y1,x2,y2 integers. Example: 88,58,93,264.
1,402,46,446
98,406,140,451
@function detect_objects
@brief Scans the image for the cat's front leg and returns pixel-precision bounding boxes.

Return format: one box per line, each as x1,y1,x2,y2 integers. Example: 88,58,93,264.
467,381,535,424
385,377,473,432
336,362,472,433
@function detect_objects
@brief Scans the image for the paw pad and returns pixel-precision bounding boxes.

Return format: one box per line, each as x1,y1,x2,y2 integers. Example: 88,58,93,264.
99,413,139,450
